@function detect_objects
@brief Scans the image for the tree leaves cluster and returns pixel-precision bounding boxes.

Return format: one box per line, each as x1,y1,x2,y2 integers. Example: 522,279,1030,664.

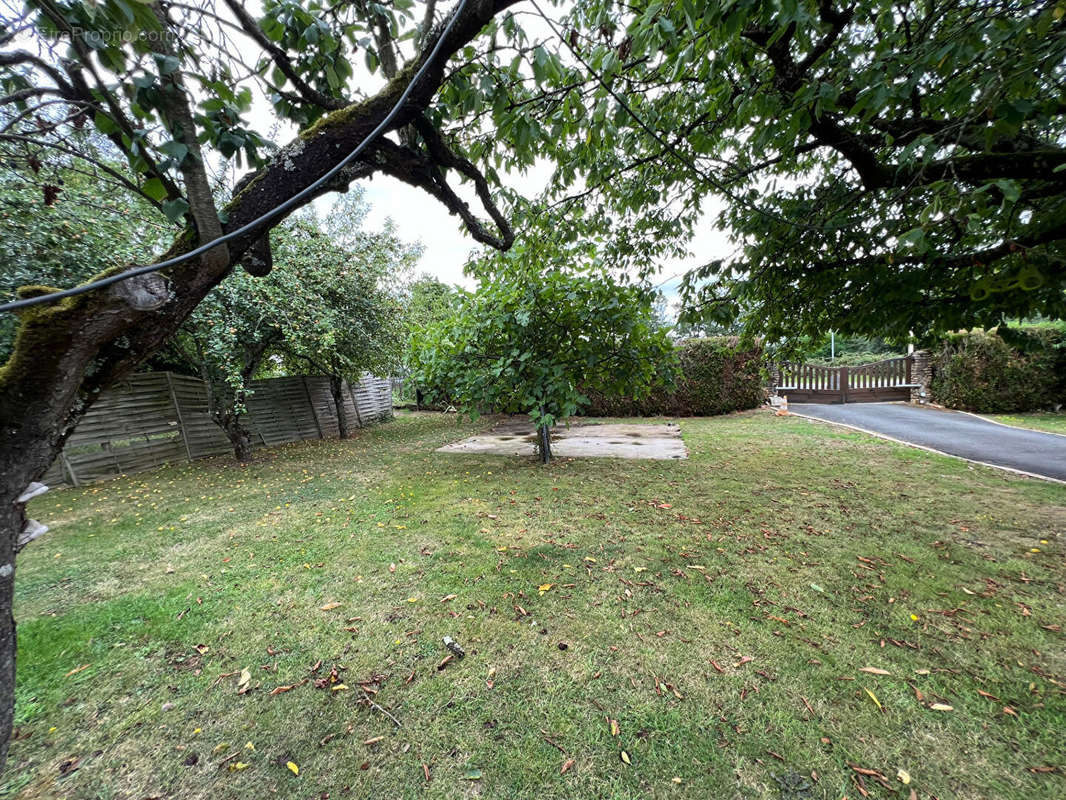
163,189,420,459
410,241,676,462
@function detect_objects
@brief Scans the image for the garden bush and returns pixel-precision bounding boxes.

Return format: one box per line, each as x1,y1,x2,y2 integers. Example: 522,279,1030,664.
584,337,765,417
930,326,1066,412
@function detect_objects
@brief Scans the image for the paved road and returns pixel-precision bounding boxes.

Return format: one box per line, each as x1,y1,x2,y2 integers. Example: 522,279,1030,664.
790,402,1066,481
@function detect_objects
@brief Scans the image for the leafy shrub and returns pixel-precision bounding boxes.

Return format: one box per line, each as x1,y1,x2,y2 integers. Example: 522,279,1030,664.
930,327,1066,412
584,337,765,417
807,350,906,367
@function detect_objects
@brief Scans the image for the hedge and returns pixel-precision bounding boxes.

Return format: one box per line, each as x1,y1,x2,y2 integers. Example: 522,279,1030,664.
583,337,766,417
930,326,1066,413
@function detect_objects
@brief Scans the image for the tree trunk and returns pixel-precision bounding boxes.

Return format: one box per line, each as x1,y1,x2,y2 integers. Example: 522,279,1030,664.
0,421,61,770
537,423,552,464
330,375,349,439
219,413,254,463
0,0,517,769
0,500,19,771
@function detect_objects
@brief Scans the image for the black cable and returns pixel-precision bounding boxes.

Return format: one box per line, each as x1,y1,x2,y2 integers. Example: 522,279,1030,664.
0,0,468,314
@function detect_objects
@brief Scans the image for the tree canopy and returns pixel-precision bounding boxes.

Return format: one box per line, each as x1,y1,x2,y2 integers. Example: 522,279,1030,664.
410,243,675,462
166,194,418,458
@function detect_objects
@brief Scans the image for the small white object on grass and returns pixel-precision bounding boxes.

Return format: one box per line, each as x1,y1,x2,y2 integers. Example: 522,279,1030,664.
442,636,465,659
18,482,48,503
17,519,49,549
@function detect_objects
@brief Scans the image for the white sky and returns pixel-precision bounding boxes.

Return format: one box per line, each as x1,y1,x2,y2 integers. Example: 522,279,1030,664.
282,0,738,303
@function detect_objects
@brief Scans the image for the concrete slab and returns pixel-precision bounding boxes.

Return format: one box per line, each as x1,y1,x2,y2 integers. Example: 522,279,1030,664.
437,418,687,460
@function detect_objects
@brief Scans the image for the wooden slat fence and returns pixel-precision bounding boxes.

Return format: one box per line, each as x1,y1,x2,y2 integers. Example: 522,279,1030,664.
42,371,393,486
776,356,914,403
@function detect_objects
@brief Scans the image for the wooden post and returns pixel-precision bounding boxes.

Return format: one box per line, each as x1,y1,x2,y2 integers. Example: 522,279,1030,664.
905,355,913,386
347,379,364,428
60,452,79,488
166,372,194,462
840,366,849,403
303,376,325,439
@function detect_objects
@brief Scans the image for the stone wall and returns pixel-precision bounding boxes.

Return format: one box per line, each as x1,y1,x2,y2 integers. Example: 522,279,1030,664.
909,349,933,404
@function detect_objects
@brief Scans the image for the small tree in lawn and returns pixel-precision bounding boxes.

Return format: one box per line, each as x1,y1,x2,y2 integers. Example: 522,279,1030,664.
411,247,676,463
166,204,414,455
165,268,288,461
276,204,418,437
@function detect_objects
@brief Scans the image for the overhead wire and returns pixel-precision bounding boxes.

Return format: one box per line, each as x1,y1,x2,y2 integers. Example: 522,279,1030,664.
0,0,469,313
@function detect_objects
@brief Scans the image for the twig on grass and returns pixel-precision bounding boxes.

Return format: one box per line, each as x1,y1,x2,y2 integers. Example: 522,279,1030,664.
362,688,402,727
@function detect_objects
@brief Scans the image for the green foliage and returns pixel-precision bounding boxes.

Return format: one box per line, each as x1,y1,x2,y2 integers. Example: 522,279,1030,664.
930,327,1066,413
0,162,165,362
584,337,766,417
400,275,462,343
449,0,1066,338
409,246,676,434
806,335,904,366
164,193,418,446
276,193,421,382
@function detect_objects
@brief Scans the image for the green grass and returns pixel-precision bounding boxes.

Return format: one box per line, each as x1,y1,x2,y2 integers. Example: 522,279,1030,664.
982,412,1066,436
7,411,1065,799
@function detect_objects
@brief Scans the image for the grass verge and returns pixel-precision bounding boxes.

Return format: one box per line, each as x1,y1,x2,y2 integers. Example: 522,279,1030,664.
982,412,1066,436
7,411,1065,799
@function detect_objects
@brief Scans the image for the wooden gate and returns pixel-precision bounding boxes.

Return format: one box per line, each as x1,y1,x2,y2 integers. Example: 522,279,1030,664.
778,356,914,404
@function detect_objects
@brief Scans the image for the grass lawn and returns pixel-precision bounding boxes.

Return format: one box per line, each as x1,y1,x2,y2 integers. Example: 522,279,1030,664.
7,411,1065,799
982,412,1066,436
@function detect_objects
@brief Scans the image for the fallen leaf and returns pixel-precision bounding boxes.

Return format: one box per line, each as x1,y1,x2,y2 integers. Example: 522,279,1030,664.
64,664,90,677
228,761,250,772
319,602,342,611
286,761,299,776
620,750,632,765
863,687,883,711
463,768,483,780
269,678,308,695
609,718,620,736
929,703,953,711
561,758,575,774
859,667,891,676
897,768,911,785
236,668,251,692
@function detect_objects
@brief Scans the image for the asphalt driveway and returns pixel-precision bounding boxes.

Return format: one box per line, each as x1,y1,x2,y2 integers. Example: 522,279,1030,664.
789,402,1066,481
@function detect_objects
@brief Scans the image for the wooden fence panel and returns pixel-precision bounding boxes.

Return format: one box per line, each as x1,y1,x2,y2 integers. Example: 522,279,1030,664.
40,370,393,487
169,373,232,460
